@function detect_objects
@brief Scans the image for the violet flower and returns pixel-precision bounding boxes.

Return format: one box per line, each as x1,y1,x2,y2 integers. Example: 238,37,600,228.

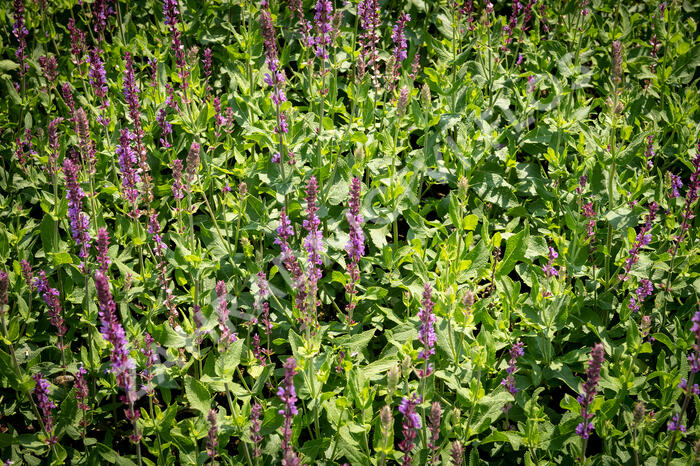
39,55,58,83
116,129,141,217
21,259,35,292
428,401,441,452
644,135,655,168
672,148,700,254
32,373,57,444
157,108,173,148
390,12,411,90
357,0,381,86
62,84,76,122
75,365,90,415
171,159,184,200
576,343,605,439
620,203,659,281
417,283,436,378
542,247,558,277
88,48,111,125
140,332,158,395
398,393,422,465
275,209,307,313
277,357,300,465
250,402,263,458
148,58,157,88
628,278,653,313
148,214,178,324
668,413,686,432
206,409,218,459
582,201,596,243
314,0,334,60
185,142,200,185
303,176,324,326
46,117,63,176
203,48,213,78
96,227,111,274
64,157,91,264
75,107,97,171
163,0,188,98
688,311,700,373
28,274,61,339
12,0,29,77
215,280,237,350
345,177,365,320
123,52,144,149
260,5,289,137
67,19,86,66
501,340,525,395
669,174,683,199
92,0,114,37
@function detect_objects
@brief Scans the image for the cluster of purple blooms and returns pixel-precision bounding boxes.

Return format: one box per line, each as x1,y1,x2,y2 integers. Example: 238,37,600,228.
215,280,237,350
95,270,141,443
250,402,263,458
416,283,437,378
542,246,558,278
34,270,67,346
63,157,90,271
357,0,381,85
390,12,411,90
275,209,307,314
163,0,189,98
67,19,86,66
628,278,653,312
46,118,63,176
75,365,90,420
313,0,334,61
260,4,289,136
302,176,324,325
344,177,365,320
140,332,158,396
620,202,659,281
148,214,177,324
88,48,111,126
501,340,525,396
398,393,422,465
644,135,655,168
669,173,683,199
576,343,604,439
123,52,145,152
32,373,57,445
688,311,700,374
75,108,97,172
116,129,141,217
672,146,700,255
157,108,173,148
12,0,29,77
277,357,301,466
92,0,114,37
96,227,111,274
206,409,218,460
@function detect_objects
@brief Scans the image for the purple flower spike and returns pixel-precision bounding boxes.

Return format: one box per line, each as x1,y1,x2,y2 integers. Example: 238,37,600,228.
216,280,237,350
277,357,300,465
96,227,111,274
250,402,263,458
303,176,324,323
542,246,558,277
576,343,605,439
116,129,141,217
34,271,67,345
32,373,57,444
501,340,525,396
416,283,436,378
357,0,381,86
398,393,421,465
345,177,365,320
314,0,334,60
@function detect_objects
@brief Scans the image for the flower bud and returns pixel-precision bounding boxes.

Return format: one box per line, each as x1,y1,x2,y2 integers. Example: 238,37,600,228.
420,83,431,108
380,405,393,433
401,354,412,378
397,86,409,118
633,401,645,425
387,364,400,397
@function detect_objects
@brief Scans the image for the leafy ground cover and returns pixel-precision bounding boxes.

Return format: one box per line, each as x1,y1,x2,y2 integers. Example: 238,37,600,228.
0,0,699,464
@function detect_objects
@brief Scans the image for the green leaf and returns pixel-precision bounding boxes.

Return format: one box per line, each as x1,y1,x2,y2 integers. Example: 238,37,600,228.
184,375,211,414
497,225,528,278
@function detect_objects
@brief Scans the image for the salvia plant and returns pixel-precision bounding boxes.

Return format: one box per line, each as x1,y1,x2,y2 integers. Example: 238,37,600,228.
0,0,698,465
